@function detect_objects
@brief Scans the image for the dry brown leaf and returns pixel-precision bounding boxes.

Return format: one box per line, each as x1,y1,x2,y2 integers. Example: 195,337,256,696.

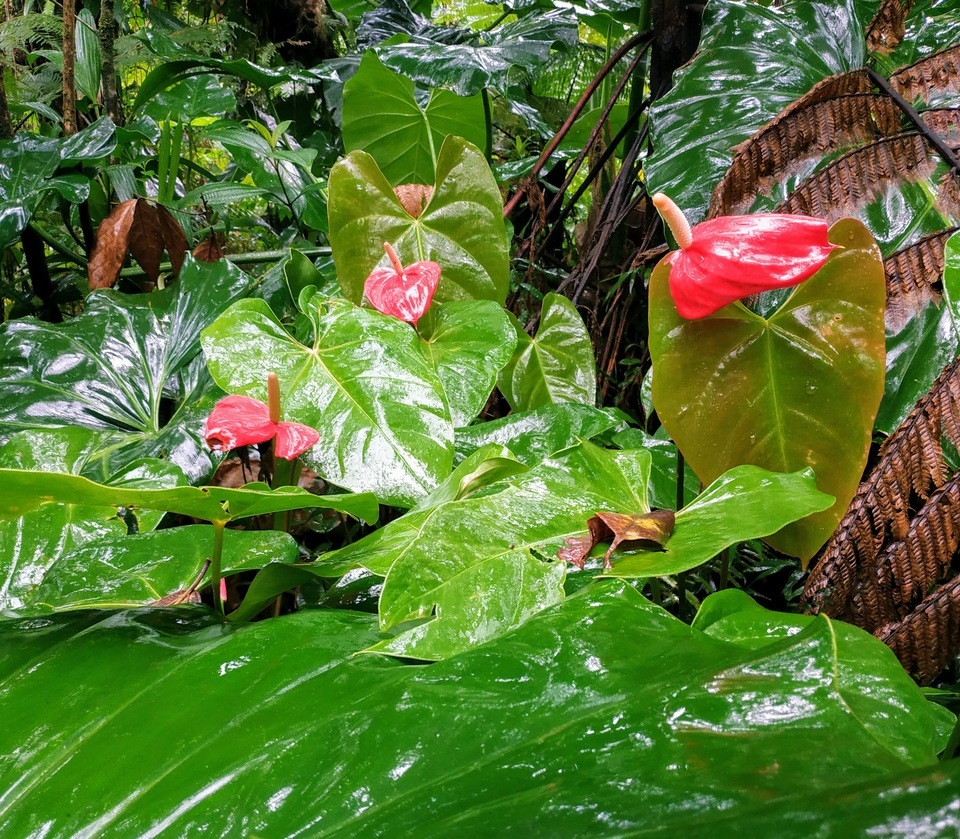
156,204,189,277
127,200,164,284
87,199,138,290
193,234,226,263
866,0,916,55
559,509,675,570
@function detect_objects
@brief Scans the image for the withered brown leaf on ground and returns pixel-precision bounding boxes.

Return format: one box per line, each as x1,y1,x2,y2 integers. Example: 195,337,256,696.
87,198,190,290
559,509,675,570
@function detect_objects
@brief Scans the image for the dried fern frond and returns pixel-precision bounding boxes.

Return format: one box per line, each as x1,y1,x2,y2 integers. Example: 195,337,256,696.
709,93,902,218
875,576,960,683
852,473,960,631
866,0,916,55
885,228,957,331
775,133,937,220
923,107,960,145
803,356,960,618
890,43,960,105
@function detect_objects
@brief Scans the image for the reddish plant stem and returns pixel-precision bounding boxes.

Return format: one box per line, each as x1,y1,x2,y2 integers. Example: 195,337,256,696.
502,30,653,219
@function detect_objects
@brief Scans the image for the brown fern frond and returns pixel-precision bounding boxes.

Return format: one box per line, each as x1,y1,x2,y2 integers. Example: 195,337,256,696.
890,44,960,105
875,576,960,683
709,93,902,218
885,229,956,331
775,133,936,219
803,356,960,618
923,107,960,145
866,0,916,55
852,474,960,631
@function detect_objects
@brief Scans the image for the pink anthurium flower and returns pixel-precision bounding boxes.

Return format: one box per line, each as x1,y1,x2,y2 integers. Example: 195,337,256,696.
204,395,319,460
363,242,440,324
652,193,837,320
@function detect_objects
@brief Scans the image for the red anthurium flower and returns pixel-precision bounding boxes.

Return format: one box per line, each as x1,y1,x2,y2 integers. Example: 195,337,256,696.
363,242,440,324
204,395,319,460
652,193,837,320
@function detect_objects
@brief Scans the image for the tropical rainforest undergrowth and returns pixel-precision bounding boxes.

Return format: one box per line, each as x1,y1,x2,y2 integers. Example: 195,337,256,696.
2,0,960,835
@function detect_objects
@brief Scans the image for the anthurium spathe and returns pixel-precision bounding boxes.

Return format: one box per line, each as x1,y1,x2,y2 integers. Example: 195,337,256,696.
652,193,836,320
363,242,440,324
204,395,319,460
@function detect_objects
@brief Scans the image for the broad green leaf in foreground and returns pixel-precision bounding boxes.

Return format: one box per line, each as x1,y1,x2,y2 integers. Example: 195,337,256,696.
0,582,955,837
0,428,185,612
498,293,597,411
342,51,486,185
202,296,453,508
328,136,509,305
649,218,885,563
418,300,517,427
0,256,252,482
30,527,299,613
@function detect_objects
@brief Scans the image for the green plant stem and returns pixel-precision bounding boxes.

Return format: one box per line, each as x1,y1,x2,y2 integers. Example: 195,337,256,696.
166,122,183,203
27,223,87,267
210,521,226,616
272,456,296,533
157,121,171,204
676,449,689,620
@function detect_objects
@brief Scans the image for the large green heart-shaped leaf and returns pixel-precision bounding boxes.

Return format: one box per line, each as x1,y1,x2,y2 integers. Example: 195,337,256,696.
30,527,299,613
0,256,252,482
646,0,866,224
418,300,517,427
649,219,886,562
342,51,486,185
0,428,186,611
328,135,509,304
202,297,453,508
497,293,597,411
0,582,955,837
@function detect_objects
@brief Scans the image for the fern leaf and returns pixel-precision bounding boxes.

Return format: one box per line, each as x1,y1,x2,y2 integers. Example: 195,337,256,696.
866,0,916,55
885,228,958,331
709,91,901,217
875,576,960,683
890,43,960,105
774,133,939,220
803,357,960,619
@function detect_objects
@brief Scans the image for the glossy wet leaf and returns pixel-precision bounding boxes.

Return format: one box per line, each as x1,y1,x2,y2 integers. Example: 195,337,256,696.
498,293,597,411
328,136,509,305
875,298,960,435
342,51,486,185
375,10,579,96
0,581,955,837
0,256,252,482
202,296,453,508
0,466,378,526
0,428,185,611
454,403,625,465
602,465,832,578
649,219,885,562
30,527,299,613
646,0,866,224
418,300,517,427
611,427,700,510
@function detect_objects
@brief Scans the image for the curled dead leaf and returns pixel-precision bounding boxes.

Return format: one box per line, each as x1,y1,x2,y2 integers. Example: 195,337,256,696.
560,509,676,570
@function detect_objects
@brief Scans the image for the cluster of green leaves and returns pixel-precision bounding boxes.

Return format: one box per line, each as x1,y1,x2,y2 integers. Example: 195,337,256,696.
1,0,959,834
